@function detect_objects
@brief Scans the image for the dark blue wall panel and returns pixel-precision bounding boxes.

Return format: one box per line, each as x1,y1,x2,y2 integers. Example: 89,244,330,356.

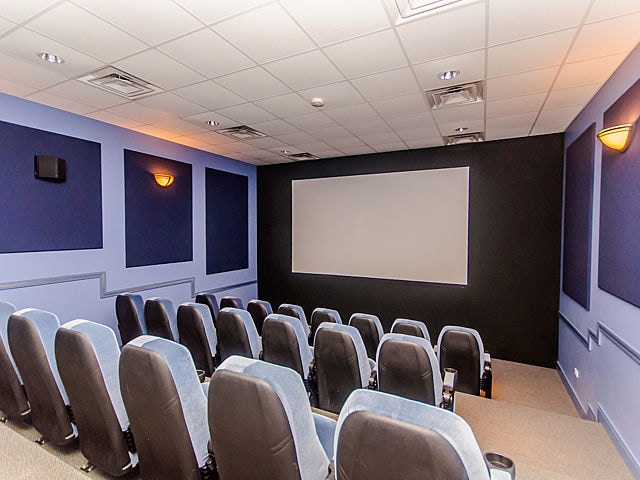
562,124,595,310
124,150,192,267
598,79,640,307
206,168,248,274
0,120,102,253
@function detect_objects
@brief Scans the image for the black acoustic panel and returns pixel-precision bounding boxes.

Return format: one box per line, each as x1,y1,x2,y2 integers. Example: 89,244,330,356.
206,168,248,274
0,120,102,253
598,78,640,307
257,135,564,367
562,124,595,310
124,150,193,267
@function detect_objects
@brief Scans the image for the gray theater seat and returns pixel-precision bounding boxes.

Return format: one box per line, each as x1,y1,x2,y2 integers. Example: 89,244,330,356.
115,293,146,345
209,356,334,480
310,308,342,345
120,336,213,480
390,318,431,341
8,308,77,445
277,303,311,340
247,299,273,336
0,301,30,422
195,293,219,327
55,320,138,476
144,297,178,341
219,296,243,310
177,302,218,376
348,313,384,360
216,307,261,362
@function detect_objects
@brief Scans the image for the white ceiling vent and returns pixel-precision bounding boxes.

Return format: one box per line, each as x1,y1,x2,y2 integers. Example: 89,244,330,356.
390,0,479,21
288,152,319,161
445,132,485,145
78,67,161,99
426,81,483,109
216,125,267,140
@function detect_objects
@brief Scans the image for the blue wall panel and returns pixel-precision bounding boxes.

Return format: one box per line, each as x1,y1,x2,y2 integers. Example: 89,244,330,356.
0,120,102,253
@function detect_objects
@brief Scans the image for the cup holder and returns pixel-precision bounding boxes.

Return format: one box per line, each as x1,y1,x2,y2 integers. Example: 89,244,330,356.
484,452,515,479
196,369,206,383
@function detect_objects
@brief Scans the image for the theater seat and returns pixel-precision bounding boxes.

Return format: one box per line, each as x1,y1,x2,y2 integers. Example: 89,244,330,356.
144,297,178,341
277,303,311,340
0,301,30,422
313,323,374,414
8,308,77,445
209,356,334,480
348,313,384,360
216,308,261,362
177,302,218,376
390,318,430,341
436,326,492,398
376,333,455,410
55,320,138,476
119,336,213,480
310,308,342,345
335,389,514,480
247,299,273,336
115,293,146,345
219,296,243,310
195,293,219,327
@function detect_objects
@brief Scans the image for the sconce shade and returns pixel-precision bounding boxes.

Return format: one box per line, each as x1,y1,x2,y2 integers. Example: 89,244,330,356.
154,173,175,187
597,123,634,152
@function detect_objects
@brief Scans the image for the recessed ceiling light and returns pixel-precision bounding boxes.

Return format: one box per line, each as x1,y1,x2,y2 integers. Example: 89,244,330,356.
310,97,325,107
206,120,220,126
438,70,459,81
455,127,469,132
38,52,64,64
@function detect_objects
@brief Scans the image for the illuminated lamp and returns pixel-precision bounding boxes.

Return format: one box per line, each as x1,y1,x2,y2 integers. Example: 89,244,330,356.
597,123,634,152
154,173,175,187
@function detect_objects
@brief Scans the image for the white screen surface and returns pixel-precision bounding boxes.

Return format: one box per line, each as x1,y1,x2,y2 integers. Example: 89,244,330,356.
292,167,469,285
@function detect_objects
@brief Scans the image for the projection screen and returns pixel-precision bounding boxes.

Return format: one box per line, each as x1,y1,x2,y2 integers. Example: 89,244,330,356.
292,167,469,285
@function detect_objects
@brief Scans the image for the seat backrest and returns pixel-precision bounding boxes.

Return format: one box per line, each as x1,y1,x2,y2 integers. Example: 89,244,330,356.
436,326,483,396
115,293,146,344
348,313,383,360
210,356,331,480
8,308,77,445
55,320,137,476
376,333,442,406
247,299,273,336
390,318,430,342
262,314,312,379
220,296,243,310
0,301,30,421
195,293,219,326
177,302,218,376
313,323,370,414
310,308,342,344
335,389,490,480
144,297,178,341
119,336,210,480
216,308,261,362
277,304,310,338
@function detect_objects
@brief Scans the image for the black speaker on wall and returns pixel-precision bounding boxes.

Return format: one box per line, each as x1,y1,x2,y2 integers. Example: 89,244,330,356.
34,155,66,182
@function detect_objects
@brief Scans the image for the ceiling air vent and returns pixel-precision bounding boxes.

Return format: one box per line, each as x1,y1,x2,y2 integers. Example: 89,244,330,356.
78,67,161,99
390,0,479,20
426,81,483,109
216,125,267,140
444,132,485,145
287,152,319,161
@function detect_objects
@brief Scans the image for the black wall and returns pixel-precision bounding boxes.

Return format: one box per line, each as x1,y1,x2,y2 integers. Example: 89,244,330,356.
257,134,564,367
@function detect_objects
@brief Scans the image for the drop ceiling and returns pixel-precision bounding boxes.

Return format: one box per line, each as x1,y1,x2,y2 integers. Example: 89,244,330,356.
0,0,638,165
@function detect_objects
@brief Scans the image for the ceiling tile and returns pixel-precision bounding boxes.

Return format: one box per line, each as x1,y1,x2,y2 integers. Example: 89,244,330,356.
136,92,207,117
536,105,584,125
0,77,37,97
310,147,344,158
307,125,352,141
404,138,444,149
208,139,256,151
351,67,420,101
181,111,237,130
0,16,16,35
106,102,172,124
244,136,288,149
431,102,484,125
438,118,486,136
299,81,364,110
485,126,532,140
386,112,436,130
280,0,390,46
26,91,95,115
486,93,546,118
323,29,407,78
344,119,392,136
373,142,408,153
159,28,255,78
150,118,208,136
133,124,181,140
325,136,366,149
488,0,589,45
487,29,575,78
587,0,640,22
0,52,67,89
293,141,335,153
171,135,211,149
274,131,319,146
554,54,627,89
284,111,338,130
395,126,441,141
0,0,58,23
486,112,536,130
397,2,486,63
213,3,315,63
115,49,205,90
413,50,485,91
544,83,601,110
26,2,147,63
263,50,345,90
174,0,272,25
250,118,300,136
531,120,569,135
340,145,375,156
566,13,640,62
73,0,202,45
174,81,245,110
254,92,316,117
47,80,129,110
324,103,381,124
372,93,429,117
215,67,290,101
215,102,276,124
359,131,401,146
486,67,558,101
87,110,145,129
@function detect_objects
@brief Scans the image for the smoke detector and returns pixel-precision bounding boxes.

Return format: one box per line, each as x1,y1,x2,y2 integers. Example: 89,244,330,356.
425,81,483,109
445,132,485,145
216,125,267,140
78,67,161,98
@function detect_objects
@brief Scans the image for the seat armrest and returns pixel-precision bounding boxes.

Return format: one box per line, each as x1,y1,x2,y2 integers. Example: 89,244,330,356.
312,412,337,461
481,355,493,399
489,469,513,480
483,352,491,364
441,368,457,411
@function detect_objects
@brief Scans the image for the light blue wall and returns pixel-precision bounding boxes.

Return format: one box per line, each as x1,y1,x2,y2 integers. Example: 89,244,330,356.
559,43,640,476
0,93,257,339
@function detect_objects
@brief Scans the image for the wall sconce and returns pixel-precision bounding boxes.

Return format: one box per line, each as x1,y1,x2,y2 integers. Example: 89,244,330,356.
597,123,634,152
154,173,175,187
